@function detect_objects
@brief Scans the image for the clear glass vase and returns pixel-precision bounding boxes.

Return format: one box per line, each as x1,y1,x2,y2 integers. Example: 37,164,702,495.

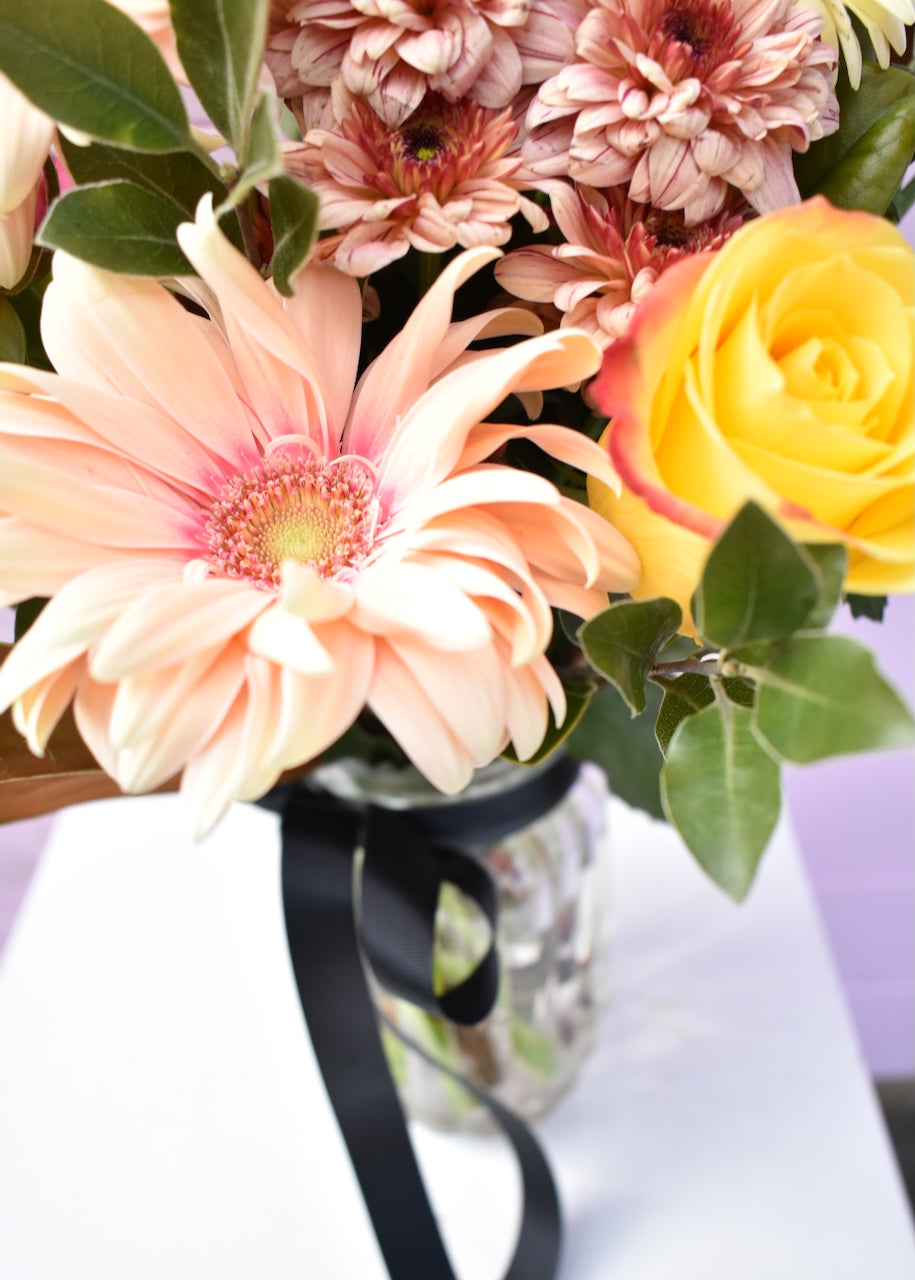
310,753,611,1131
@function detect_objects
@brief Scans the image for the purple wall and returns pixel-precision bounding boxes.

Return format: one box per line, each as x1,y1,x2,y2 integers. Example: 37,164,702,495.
785,597,915,1077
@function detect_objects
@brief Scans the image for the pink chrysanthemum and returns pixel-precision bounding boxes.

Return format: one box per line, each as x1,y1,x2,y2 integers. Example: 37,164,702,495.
495,182,744,346
267,0,589,129
283,92,548,276
523,0,839,223
0,200,639,836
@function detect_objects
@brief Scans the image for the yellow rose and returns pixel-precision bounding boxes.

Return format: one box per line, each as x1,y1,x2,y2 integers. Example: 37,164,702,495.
588,198,914,630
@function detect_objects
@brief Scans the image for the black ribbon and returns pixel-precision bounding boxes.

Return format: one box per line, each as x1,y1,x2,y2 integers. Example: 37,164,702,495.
277,754,580,1280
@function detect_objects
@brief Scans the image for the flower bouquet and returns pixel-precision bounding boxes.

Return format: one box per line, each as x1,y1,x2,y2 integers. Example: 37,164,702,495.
0,0,913,1274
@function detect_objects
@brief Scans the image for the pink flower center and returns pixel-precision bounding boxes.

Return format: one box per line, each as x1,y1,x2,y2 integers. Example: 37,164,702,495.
646,0,742,75
204,455,380,590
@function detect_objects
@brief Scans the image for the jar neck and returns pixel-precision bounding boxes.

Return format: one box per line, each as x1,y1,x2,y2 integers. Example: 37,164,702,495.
309,753,561,812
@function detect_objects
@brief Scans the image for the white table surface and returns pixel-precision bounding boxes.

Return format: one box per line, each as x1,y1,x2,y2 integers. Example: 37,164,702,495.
0,794,912,1280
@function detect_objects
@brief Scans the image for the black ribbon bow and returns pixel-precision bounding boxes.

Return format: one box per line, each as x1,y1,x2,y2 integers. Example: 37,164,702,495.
276,753,580,1280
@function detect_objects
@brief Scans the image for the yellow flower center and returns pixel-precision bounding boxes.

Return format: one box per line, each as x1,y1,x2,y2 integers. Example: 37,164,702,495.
205,455,379,590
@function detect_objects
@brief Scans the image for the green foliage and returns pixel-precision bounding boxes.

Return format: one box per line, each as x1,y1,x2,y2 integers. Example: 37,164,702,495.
38,181,192,276
795,64,915,214
269,174,321,296
57,135,244,250
691,502,820,647
846,593,887,621
0,0,192,152
654,672,754,755
750,635,915,763
581,502,914,901
661,701,781,902
567,682,665,820
0,298,26,364
169,0,269,156
578,597,682,713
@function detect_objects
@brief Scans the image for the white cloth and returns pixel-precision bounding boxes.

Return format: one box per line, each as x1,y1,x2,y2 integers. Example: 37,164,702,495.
0,795,912,1279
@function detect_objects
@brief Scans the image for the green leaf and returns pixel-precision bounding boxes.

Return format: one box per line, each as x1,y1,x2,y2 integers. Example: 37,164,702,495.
567,682,665,819
795,64,915,215
38,181,191,276
661,701,781,901
752,634,915,762
692,501,819,650
169,0,269,156
654,673,755,755
846,593,887,621
269,173,320,297
801,543,847,630
14,598,47,640
502,675,595,766
0,298,26,363
57,134,244,251
223,93,284,210
0,0,191,152
578,597,682,714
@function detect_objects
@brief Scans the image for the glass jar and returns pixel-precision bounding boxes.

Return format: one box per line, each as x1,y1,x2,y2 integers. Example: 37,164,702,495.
309,753,612,1131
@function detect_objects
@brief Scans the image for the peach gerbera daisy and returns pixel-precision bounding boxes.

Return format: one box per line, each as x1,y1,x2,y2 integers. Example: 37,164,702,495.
267,0,589,129
523,0,839,223
495,182,744,347
283,91,548,276
0,199,639,836
0,74,55,289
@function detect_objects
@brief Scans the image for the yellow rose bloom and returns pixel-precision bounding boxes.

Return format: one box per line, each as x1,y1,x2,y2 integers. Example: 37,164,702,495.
588,198,914,631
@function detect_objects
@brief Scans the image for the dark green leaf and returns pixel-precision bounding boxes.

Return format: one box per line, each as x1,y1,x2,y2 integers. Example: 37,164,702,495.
752,634,915,762
503,675,595,766
38,181,191,276
801,543,847,630
5,286,52,370
14,598,47,640
661,701,781,901
269,173,320,296
567,682,665,819
795,64,915,215
846,593,886,621
655,672,755,754
692,501,819,649
57,134,244,251
169,0,269,155
578,597,682,714
0,298,26,363
0,0,191,152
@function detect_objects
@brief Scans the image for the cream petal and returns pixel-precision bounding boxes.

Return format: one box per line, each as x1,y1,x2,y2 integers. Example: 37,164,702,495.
247,602,336,675
41,254,261,471
353,558,493,649
178,196,333,453
12,657,83,756
270,620,375,769
179,688,252,838
344,246,501,461
0,76,54,212
385,635,507,763
368,640,476,793
281,262,363,439
89,577,270,680
378,331,602,505
0,518,142,607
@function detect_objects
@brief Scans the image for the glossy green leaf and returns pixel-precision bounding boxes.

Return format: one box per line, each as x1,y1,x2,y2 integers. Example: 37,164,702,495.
692,502,819,650
38,181,190,275
14,598,47,640
801,543,847,630
0,0,191,152
269,173,320,296
661,702,781,901
752,634,915,762
169,0,269,155
0,298,26,364
795,64,915,214
654,673,755,755
846,593,887,621
57,135,244,251
579,597,682,714
567,682,665,819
